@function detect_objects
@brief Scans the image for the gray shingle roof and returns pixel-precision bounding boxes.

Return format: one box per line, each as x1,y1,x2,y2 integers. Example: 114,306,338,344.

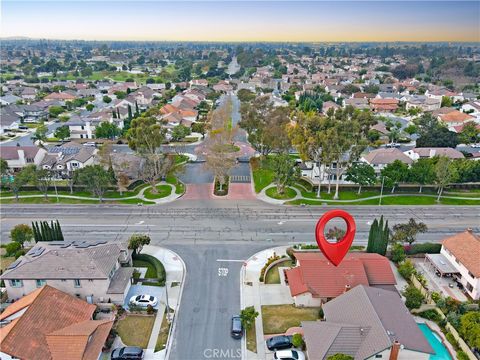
303,285,434,359
1,241,126,280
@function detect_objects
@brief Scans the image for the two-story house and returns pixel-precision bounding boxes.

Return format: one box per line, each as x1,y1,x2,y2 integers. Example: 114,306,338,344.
1,146,47,172
1,240,133,304
65,115,95,139
360,148,413,175
41,142,97,177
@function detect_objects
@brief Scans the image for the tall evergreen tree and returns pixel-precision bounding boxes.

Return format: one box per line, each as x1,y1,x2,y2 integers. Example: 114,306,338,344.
56,220,64,241
117,108,120,119
366,216,389,255
128,104,133,121
135,101,139,115
112,110,117,119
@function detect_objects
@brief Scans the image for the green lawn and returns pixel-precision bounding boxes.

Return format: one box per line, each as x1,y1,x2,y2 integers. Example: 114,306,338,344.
252,168,274,193
116,315,155,349
155,311,171,352
262,305,320,334
265,260,294,284
166,175,185,195
143,185,172,200
265,187,297,200
133,259,157,278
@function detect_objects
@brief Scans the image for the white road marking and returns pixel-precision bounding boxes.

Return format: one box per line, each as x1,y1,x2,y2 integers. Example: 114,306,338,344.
218,268,229,276
136,221,145,225
216,259,245,262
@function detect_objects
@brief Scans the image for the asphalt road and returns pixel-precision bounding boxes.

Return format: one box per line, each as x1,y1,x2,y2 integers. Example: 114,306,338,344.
1,201,479,360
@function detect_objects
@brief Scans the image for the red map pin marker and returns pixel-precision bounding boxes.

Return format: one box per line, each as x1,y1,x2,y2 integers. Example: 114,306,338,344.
315,209,356,267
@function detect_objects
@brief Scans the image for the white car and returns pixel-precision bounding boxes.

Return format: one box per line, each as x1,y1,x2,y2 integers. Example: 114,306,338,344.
274,349,306,360
471,143,480,148
129,294,158,307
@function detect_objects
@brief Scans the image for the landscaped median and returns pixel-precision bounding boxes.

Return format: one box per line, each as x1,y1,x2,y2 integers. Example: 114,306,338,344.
0,177,185,205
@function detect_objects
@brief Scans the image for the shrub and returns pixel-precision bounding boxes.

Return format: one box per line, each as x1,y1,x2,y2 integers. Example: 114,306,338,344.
291,333,305,349
286,247,296,263
457,351,469,360
146,304,155,315
14,249,26,259
406,243,442,255
319,307,324,319
5,242,21,257
327,354,354,360
391,243,406,263
398,260,416,280
431,292,441,303
132,253,166,286
403,285,424,310
418,309,442,322
259,254,281,282
445,332,459,350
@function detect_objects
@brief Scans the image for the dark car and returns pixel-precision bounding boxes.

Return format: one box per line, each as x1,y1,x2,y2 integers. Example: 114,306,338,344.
236,156,250,163
111,346,144,360
231,316,243,339
266,335,293,351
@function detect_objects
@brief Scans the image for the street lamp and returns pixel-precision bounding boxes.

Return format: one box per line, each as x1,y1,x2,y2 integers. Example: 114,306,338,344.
379,176,385,206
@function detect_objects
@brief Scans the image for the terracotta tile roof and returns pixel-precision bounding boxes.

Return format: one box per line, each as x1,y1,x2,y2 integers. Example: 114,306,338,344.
46,319,114,360
443,230,480,277
439,110,474,123
0,285,97,360
0,286,43,321
44,92,76,101
285,253,396,298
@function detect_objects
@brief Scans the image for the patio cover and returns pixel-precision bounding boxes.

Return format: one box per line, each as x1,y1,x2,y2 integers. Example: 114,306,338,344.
425,254,459,275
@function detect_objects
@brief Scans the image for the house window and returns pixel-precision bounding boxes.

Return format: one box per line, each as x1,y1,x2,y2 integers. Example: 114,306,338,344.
74,279,81,287
466,283,473,292
10,279,23,288
61,279,67,282
375,355,383,358
109,267,115,279
468,271,474,279
36,279,46,287
26,158,33,163
88,279,93,282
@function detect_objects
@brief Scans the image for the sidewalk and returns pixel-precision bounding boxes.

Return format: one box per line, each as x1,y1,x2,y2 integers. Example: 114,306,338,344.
141,245,186,360
241,246,290,360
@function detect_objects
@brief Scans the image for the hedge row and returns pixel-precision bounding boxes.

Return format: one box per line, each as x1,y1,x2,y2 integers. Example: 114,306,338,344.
132,253,166,286
406,243,442,255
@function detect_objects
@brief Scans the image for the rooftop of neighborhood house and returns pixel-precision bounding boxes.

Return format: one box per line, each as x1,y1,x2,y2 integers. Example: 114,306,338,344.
442,229,480,278
0,285,113,360
362,147,413,165
285,252,396,299
1,240,130,280
1,146,44,160
302,285,434,360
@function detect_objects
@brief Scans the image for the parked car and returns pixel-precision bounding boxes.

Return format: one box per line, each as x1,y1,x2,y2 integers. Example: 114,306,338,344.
236,156,250,163
83,141,97,147
231,315,243,339
471,143,480,148
129,294,158,307
274,349,306,360
385,142,400,148
266,335,293,351
111,346,144,360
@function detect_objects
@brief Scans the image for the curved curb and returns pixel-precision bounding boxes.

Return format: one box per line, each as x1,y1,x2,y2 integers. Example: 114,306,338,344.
164,248,187,360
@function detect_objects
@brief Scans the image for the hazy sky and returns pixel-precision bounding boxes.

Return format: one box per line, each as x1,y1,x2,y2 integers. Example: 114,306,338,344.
2,1,479,42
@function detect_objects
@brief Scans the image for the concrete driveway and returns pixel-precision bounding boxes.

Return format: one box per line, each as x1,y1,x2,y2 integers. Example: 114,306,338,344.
124,284,166,310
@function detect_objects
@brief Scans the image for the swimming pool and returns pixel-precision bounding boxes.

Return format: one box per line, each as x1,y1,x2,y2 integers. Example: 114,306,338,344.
418,323,452,360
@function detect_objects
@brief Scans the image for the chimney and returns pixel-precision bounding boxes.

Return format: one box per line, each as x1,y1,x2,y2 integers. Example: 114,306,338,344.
389,341,401,360
344,284,351,293
466,228,473,233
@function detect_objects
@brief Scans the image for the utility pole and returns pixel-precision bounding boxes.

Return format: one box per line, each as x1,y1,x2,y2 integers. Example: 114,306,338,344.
379,176,385,206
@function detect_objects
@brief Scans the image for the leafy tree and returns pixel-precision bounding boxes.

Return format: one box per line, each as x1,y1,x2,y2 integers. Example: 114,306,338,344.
114,91,126,99
48,105,64,118
415,113,458,148
204,130,236,192
5,242,21,257
366,216,389,256
268,154,299,195
459,312,480,349
0,158,9,185
8,165,35,202
441,96,453,108
345,163,376,194
127,233,151,255
54,125,70,142
381,160,409,193
86,103,94,111
239,306,259,330
435,156,458,202
191,122,207,138
403,285,424,310
31,124,48,145
74,164,112,202
237,89,256,103
458,121,479,144
391,218,428,245
10,224,34,248
408,158,436,193
291,333,304,349
102,95,112,103
95,122,120,139
404,124,417,136
33,168,53,199
171,125,191,142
